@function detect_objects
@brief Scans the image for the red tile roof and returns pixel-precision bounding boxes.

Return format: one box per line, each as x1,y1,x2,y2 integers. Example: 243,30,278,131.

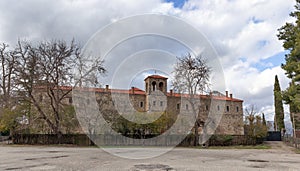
144,75,168,80
63,86,146,95
108,87,146,95
35,85,242,102
166,92,243,102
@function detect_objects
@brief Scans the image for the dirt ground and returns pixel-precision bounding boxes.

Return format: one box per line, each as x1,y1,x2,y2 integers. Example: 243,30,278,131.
0,141,299,171
264,141,296,153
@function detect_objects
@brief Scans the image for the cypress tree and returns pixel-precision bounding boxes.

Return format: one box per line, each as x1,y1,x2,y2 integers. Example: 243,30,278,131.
262,113,267,127
274,75,285,131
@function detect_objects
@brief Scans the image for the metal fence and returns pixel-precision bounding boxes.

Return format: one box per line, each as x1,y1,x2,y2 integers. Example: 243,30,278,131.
283,136,300,149
0,136,9,142
12,134,263,146
0,136,10,144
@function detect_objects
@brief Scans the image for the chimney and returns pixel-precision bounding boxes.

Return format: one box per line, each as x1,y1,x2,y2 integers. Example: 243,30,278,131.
131,87,135,94
225,91,228,97
170,89,173,96
105,85,109,91
230,93,233,99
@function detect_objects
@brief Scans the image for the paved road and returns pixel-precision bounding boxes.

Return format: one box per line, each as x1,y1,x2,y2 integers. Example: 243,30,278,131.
0,142,299,171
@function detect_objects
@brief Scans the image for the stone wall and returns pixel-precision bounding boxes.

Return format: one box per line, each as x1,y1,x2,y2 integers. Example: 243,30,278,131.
34,86,244,135
77,90,245,135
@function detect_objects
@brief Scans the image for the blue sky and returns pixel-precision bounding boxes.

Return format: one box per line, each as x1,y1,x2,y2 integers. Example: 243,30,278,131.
165,0,187,8
254,51,288,72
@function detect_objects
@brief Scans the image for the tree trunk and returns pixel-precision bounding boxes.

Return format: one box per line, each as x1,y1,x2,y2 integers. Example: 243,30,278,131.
194,122,199,146
56,129,63,144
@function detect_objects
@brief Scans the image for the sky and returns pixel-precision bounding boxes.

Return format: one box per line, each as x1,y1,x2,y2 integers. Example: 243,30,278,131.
0,0,296,122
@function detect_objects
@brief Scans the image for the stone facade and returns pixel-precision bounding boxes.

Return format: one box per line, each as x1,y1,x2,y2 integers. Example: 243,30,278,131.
92,75,244,135
36,75,245,135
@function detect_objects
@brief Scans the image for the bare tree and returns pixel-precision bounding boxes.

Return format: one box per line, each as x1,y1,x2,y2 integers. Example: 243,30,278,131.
13,40,105,141
73,47,106,88
172,53,211,146
72,46,106,141
0,43,17,109
0,43,24,136
244,105,267,138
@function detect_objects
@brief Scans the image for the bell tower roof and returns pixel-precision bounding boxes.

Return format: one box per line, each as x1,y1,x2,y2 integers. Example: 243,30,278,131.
144,75,168,95
144,75,168,81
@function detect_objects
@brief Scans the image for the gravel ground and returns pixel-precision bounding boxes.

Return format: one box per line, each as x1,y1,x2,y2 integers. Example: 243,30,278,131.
0,141,299,171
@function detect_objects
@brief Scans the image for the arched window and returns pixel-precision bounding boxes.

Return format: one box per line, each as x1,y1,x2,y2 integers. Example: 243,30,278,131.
152,81,156,91
159,82,164,91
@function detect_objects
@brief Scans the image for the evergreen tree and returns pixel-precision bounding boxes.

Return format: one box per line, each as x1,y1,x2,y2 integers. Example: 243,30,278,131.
262,113,267,127
282,81,300,129
274,75,285,131
277,0,300,130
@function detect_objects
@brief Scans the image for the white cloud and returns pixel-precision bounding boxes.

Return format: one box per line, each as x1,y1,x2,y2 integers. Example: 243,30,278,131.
224,63,289,106
0,0,296,122
177,0,294,63
168,0,294,121
0,0,163,45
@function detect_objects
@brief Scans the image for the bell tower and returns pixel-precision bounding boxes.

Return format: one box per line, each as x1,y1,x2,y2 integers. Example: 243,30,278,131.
144,75,168,95
144,75,168,112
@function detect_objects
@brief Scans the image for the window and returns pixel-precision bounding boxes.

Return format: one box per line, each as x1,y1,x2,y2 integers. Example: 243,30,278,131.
226,106,230,112
206,105,209,111
153,101,156,106
186,104,189,110
177,103,180,110
217,105,220,111
140,101,144,108
160,101,163,106
69,98,73,104
236,106,239,112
